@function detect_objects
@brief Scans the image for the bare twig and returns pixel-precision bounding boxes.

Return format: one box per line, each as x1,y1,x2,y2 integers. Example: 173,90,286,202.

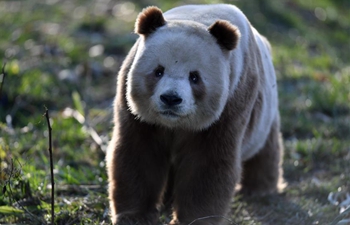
0,62,7,99
187,215,237,225
44,107,55,225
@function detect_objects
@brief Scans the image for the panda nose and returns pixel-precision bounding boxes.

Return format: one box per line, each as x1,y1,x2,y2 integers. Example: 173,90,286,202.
160,94,182,106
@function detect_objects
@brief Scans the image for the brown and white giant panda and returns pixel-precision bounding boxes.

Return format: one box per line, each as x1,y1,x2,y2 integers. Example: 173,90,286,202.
106,4,285,225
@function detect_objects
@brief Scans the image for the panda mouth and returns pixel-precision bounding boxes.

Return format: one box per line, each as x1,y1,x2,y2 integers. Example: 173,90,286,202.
159,110,180,118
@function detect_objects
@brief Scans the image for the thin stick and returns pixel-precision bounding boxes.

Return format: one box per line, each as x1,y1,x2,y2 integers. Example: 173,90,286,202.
0,62,7,99
44,107,55,225
187,215,237,225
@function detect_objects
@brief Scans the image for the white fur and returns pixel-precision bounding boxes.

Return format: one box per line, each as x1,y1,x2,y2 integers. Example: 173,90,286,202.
126,4,279,158
164,4,250,94
127,21,231,130
241,28,278,160
152,77,195,120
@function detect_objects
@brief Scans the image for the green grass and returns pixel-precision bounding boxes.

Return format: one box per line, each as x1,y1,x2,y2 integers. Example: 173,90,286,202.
1,0,350,224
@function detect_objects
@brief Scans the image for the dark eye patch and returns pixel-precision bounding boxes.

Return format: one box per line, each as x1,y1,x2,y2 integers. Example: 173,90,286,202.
189,71,200,84
189,70,205,101
154,65,165,77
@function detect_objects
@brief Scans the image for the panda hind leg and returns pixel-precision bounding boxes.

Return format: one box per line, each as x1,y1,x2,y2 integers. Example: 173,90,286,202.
240,119,286,195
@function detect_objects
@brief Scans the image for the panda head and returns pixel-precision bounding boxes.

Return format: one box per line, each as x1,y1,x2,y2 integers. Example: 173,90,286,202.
126,6,241,131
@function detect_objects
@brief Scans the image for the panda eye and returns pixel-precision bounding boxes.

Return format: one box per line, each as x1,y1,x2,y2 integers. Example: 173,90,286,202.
154,65,164,78
189,71,200,84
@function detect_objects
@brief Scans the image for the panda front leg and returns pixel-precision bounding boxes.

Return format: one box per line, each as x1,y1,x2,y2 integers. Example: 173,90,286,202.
106,121,169,225
169,142,241,225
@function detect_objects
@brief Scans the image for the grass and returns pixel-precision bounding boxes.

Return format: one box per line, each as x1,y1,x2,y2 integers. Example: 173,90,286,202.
1,0,350,224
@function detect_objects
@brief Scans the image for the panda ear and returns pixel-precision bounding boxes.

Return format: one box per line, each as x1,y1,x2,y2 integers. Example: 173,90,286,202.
135,6,166,36
208,20,241,50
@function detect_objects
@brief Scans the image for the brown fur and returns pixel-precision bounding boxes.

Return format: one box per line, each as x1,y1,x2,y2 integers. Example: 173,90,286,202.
190,73,206,102
208,20,241,50
145,65,163,96
135,6,166,36
241,116,285,195
107,5,284,225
